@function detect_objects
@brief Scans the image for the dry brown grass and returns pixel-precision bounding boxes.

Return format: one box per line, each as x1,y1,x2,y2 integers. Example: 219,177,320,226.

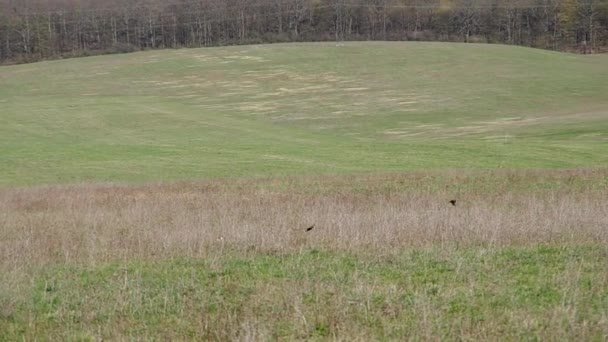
1,169,606,271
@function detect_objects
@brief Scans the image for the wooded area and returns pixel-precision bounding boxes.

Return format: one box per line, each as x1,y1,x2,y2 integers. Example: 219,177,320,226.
1,0,607,63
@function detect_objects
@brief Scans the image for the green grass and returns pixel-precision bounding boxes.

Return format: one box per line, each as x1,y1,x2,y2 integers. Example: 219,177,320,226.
2,43,607,340
1,42,607,186
2,246,606,340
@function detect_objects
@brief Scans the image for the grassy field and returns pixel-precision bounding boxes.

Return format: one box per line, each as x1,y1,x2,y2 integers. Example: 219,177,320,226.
1,42,608,186
1,171,607,340
1,43,608,340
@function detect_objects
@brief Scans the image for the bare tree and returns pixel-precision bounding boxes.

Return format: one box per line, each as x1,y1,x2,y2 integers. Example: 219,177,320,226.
452,0,481,42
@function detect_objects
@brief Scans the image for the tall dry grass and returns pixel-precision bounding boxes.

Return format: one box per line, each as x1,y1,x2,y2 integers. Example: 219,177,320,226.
1,169,606,273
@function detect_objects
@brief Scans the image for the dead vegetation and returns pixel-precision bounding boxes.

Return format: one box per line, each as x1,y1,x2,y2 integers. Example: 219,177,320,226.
1,169,606,271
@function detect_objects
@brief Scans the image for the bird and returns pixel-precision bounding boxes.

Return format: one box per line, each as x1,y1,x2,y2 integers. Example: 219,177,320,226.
306,224,315,232
449,200,457,206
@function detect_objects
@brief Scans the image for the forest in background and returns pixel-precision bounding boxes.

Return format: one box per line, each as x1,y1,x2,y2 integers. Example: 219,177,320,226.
1,0,607,63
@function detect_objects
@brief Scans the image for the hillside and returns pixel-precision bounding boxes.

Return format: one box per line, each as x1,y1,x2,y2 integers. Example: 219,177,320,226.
2,42,608,340
1,42,607,186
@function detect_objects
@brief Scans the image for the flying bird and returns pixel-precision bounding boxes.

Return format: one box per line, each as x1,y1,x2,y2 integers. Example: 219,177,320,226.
449,200,457,206
306,224,315,232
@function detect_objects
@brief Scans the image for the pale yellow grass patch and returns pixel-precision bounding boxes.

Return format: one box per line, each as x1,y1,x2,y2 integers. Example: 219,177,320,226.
343,87,369,92
238,101,278,113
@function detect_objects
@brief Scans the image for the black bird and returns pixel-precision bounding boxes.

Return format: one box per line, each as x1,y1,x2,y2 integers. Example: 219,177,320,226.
449,200,457,206
306,224,315,232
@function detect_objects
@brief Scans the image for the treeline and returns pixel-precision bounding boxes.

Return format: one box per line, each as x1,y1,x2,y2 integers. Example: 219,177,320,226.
1,0,607,63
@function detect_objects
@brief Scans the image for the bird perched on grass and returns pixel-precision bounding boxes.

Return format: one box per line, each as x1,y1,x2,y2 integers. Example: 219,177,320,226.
449,200,457,206
306,224,315,232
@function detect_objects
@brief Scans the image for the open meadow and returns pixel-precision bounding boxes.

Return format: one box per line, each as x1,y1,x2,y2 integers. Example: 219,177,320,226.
1,42,608,340
1,42,608,186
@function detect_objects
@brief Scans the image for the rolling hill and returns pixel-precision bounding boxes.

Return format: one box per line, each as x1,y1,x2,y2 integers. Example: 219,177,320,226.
1,42,607,186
